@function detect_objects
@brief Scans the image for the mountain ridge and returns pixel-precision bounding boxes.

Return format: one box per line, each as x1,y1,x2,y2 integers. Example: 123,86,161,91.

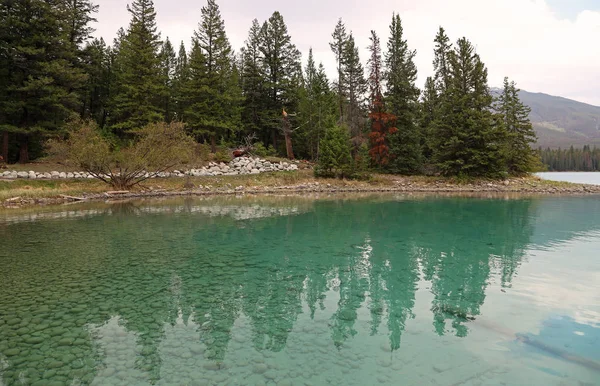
490,87,600,148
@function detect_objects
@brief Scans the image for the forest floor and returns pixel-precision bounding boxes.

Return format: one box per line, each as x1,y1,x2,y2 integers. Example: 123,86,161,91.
2,167,600,209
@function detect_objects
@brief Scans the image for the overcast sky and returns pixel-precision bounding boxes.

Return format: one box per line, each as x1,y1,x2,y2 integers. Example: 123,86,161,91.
93,0,600,106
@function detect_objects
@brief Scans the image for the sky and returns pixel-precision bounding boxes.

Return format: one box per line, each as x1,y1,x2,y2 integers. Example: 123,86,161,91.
93,0,600,106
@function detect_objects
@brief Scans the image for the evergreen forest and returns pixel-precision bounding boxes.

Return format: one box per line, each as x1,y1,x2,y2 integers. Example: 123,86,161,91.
0,0,546,177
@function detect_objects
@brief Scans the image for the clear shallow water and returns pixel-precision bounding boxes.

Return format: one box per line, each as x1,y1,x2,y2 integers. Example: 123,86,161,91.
1,194,599,386
537,172,600,185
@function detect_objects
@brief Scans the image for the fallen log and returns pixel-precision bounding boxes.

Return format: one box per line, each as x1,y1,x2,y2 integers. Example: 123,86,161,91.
60,194,87,201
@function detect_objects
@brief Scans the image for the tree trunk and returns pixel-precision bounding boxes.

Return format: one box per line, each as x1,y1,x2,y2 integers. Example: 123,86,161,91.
1,131,8,163
284,131,294,160
282,114,294,160
18,135,29,164
210,134,216,153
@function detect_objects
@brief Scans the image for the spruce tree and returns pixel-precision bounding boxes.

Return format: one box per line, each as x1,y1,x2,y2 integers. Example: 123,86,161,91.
62,0,98,51
241,19,269,142
420,76,438,160
433,27,452,94
314,124,354,178
110,0,163,135
367,30,396,167
158,38,176,122
191,0,241,151
172,41,189,121
342,33,367,140
497,77,538,174
330,18,348,121
181,40,208,140
384,14,422,174
81,38,110,125
0,0,89,162
298,49,337,160
434,38,505,177
259,11,302,155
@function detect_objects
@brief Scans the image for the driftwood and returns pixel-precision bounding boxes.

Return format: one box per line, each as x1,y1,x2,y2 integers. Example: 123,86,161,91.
105,190,130,195
5,196,21,202
60,194,87,201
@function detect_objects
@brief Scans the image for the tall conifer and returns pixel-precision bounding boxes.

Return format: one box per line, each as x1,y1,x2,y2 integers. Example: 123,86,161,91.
384,14,422,174
497,77,538,174
434,38,505,177
110,0,163,135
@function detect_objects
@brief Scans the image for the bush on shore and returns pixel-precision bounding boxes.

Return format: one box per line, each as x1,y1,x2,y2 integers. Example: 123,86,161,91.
47,120,195,189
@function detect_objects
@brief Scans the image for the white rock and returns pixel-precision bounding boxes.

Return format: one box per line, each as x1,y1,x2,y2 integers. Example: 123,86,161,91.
59,172,66,178
17,171,28,178
250,168,260,174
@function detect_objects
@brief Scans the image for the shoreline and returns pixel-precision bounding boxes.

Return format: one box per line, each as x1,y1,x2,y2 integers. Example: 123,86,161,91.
2,173,600,209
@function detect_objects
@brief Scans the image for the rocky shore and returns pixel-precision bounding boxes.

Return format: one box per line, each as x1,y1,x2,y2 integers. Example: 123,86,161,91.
0,157,299,180
2,174,600,209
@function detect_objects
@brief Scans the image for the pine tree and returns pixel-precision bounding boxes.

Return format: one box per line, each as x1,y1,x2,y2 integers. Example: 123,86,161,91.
190,0,242,151
259,11,302,156
342,33,367,140
172,41,189,121
62,0,98,51
181,40,208,140
497,77,538,174
367,30,396,166
433,38,505,177
314,124,354,178
110,0,163,136
0,0,89,162
297,49,337,160
384,13,422,174
80,38,110,125
158,38,176,122
330,18,348,122
433,27,452,94
241,19,269,142
420,76,438,160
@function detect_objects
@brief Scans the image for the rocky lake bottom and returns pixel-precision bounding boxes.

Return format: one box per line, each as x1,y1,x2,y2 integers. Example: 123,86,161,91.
1,194,599,385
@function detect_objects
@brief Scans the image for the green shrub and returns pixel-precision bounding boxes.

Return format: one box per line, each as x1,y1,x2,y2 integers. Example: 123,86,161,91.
314,125,355,179
213,150,231,163
253,142,278,158
47,120,195,189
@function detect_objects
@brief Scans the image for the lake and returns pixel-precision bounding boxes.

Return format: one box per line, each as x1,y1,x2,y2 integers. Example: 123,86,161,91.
537,172,600,185
1,195,599,386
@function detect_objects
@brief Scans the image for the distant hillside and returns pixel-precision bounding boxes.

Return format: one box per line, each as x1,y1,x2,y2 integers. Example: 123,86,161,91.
491,88,600,148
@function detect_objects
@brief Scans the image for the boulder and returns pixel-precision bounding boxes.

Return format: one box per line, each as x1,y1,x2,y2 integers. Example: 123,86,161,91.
17,171,28,178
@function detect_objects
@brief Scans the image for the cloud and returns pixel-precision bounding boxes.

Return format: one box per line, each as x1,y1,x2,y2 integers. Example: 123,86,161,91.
93,0,600,105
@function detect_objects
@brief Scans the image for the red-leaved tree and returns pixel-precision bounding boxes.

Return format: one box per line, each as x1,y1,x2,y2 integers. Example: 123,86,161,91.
367,30,398,166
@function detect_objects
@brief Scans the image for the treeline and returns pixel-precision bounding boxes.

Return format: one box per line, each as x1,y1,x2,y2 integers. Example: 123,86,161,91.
540,146,600,171
0,0,538,177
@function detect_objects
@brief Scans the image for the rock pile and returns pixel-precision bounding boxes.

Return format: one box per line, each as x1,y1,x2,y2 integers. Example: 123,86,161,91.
0,157,299,180
188,157,298,177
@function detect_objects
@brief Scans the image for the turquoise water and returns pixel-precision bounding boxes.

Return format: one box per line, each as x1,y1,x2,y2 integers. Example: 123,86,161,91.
537,172,600,185
1,194,599,386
